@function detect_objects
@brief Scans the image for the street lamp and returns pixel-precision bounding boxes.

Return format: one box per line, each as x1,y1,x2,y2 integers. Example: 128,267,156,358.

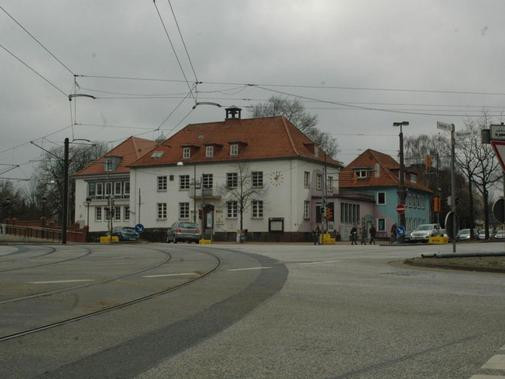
85,197,91,228
393,121,409,241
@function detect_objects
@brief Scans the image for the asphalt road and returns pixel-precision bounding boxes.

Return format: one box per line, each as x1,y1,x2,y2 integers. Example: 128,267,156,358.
1,242,505,378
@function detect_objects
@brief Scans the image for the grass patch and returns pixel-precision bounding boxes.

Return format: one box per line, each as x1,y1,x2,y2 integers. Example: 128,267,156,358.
405,256,505,273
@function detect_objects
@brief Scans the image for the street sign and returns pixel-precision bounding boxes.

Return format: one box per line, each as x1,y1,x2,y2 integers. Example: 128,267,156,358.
396,203,406,214
491,123,505,140
444,211,458,239
491,140,505,172
396,225,406,237
134,224,144,233
493,198,505,223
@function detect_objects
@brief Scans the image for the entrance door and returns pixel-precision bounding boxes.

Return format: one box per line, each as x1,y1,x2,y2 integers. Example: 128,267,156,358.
202,204,214,238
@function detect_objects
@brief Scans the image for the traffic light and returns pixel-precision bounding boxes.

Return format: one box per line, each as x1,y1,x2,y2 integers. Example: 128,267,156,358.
432,196,441,212
326,207,333,221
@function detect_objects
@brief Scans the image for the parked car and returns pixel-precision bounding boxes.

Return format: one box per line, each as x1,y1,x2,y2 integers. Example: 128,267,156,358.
476,230,487,240
409,223,442,243
456,228,471,241
166,222,201,243
112,226,140,241
495,230,505,239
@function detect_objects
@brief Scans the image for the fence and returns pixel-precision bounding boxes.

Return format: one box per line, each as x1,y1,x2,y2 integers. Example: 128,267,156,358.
0,223,86,242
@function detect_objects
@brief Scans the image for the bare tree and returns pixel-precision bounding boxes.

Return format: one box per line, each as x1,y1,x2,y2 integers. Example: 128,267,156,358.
220,163,265,241
249,96,339,157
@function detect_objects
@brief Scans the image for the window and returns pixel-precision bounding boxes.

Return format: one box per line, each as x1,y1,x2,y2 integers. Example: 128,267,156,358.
88,182,96,197
316,173,322,191
105,206,111,220
179,175,190,190
179,202,189,219
124,181,130,196
205,145,214,158
105,182,112,196
114,182,122,196
157,176,167,191
227,172,238,188
340,203,360,224
252,171,263,188
105,158,113,172
124,206,130,221
377,218,386,232
157,203,167,220
96,182,103,197
327,176,333,192
374,163,380,178
252,200,263,218
355,169,368,179
95,207,102,221
114,206,121,221
202,174,213,189
304,201,310,220
410,173,417,183
182,147,191,159
151,151,164,159
304,171,310,188
227,201,238,218
377,192,386,205
230,143,239,157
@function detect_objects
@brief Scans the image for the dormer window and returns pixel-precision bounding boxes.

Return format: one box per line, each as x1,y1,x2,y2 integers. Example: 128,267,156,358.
355,169,368,179
410,173,417,183
105,158,113,172
206,145,214,158
182,147,191,159
230,144,239,157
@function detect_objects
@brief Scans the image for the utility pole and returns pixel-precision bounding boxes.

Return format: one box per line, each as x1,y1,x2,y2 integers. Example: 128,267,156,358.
450,124,456,253
394,121,409,240
62,137,69,244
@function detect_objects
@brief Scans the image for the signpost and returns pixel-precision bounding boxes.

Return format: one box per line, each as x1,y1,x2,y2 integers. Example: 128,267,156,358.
396,203,406,214
134,224,144,234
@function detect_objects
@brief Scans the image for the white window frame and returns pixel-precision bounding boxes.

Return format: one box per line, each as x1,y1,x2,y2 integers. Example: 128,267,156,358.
96,182,103,197
157,203,167,220
95,206,102,221
114,206,121,221
377,192,386,205
226,172,238,189
230,144,239,157
327,176,333,192
205,145,214,158
355,169,368,179
251,200,263,218
124,206,130,221
316,173,322,191
202,174,213,189
179,175,190,190
179,202,190,220
105,158,113,172
252,171,263,188
303,201,310,220
227,201,238,218
304,171,310,188
114,182,122,196
157,175,167,191
105,182,112,196
123,181,130,196
182,147,191,159
88,182,96,197
377,218,386,232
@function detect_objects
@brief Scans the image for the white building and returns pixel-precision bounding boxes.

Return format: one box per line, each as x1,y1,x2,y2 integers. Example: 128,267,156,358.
73,137,155,233
128,108,343,241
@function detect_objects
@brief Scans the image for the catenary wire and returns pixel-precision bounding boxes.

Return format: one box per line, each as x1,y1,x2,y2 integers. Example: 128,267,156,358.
0,4,74,76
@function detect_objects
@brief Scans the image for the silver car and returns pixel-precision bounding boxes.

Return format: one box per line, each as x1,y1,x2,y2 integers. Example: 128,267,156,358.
166,222,201,243
456,228,471,241
409,224,442,242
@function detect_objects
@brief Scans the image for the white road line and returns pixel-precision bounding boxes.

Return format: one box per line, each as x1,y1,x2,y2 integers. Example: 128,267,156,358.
482,355,505,370
29,279,94,284
228,266,272,272
298,260,339,265
470,375,505,379
143,273,199,278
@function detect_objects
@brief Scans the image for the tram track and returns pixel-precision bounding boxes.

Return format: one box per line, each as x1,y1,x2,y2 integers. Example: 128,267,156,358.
0,247,221,343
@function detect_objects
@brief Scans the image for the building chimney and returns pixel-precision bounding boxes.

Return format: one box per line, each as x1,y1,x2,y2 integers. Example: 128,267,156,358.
225,106,242,120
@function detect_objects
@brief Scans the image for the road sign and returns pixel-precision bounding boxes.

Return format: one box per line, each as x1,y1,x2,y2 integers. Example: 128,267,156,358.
491,123,505,140
444,211,458,239
396,203,406,214
396,225,406,237
491,140,505,172
493,198,505,223
134,224,144,233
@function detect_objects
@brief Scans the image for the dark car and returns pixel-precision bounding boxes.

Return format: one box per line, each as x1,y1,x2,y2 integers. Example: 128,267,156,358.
166,222,200,243
112,227,140,241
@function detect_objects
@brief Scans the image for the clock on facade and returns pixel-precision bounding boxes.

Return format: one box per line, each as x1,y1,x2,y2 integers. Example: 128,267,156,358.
270,170,285,186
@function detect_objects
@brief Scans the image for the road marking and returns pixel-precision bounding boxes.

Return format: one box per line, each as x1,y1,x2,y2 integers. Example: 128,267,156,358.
482,355,505,370
298,260,338,265
143,273,198,278
228,266,272,272
29,279,94,284
470,375,505,379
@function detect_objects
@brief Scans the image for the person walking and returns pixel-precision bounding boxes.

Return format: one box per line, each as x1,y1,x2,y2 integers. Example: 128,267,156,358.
313,225,321,245
390,223,397,244
350,225,358,245
369,224,376,245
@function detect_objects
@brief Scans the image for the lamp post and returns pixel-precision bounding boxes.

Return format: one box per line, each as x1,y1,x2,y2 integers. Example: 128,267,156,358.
393,121,409,241
41,196,47,227
85,197,91,228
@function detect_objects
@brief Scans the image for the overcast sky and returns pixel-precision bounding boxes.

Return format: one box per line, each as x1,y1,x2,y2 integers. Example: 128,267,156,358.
1,0,504,181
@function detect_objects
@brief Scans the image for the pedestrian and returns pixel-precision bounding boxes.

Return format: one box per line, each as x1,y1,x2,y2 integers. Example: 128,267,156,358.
390,223,397,244
369,224,376,245
350,225,358,245
313,225,321,245
360,223,367,245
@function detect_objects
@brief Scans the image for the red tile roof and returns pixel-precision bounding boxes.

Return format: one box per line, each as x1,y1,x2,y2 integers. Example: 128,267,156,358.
74,136,156,177
339,149,432,193
129,116,342,168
